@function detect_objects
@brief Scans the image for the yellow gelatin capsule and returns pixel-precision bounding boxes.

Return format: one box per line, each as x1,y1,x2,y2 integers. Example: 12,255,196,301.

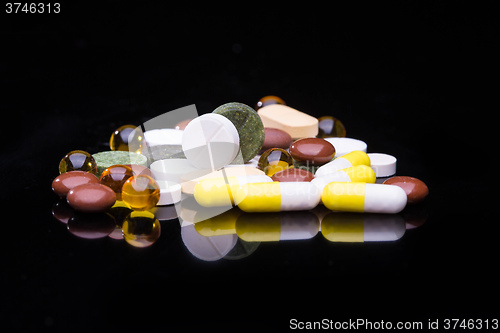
258,148,294,177
121,175,160,211
59,150,98,175
193,175,273,207
321,182,407,214
109,124,143,152
315,150,371,178
311,165,376,195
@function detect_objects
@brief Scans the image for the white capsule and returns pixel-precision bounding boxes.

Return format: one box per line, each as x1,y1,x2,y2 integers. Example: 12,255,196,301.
322,182,407,214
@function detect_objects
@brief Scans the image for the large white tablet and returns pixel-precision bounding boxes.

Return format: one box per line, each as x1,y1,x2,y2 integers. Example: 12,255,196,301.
181,113,240,170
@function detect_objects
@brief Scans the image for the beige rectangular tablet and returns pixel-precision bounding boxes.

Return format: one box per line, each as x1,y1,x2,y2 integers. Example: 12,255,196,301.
257,104,318,139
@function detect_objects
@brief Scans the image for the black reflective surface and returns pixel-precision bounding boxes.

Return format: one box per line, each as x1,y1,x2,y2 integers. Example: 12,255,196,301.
2,4,496,332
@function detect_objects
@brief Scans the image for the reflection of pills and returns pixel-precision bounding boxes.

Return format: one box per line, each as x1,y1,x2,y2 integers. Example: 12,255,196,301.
236,211,319,242
181,224,238,261
182,113,240,170
321,213,406,242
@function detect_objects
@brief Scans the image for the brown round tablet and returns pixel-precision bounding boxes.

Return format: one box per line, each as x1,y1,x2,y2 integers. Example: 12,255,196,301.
383,176,429,204
52,171,100,197
271,168,315,182
260,128,293,153
67,183,117,213
289,137,335,165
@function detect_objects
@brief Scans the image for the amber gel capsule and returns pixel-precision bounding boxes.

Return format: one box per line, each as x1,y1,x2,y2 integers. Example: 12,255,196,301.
121,175,160,211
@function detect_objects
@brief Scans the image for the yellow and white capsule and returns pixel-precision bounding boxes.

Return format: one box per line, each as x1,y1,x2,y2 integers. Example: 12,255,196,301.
315,150,371,178
321,213,406,242
234,182,321,212
194,175,273,207
322,182,407,213
235,211,319,242
311,165,376,195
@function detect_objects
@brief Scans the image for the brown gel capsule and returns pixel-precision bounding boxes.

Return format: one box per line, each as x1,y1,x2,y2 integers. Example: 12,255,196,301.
289,138,336,165
67,183,117,213
260,128,293,153
271,168,315,182
383,176,429,204
52,171,100,197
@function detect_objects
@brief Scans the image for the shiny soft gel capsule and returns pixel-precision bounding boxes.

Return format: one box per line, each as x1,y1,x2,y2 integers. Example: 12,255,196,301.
234,182,321,212
322,182,407,214
315,150,370,178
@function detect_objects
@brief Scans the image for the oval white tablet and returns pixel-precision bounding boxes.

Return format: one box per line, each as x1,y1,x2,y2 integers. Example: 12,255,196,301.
144,129,184,147
368,153,397,177
182,113,240,170
323,137,367,157
149,158,202,183
156,180,182,205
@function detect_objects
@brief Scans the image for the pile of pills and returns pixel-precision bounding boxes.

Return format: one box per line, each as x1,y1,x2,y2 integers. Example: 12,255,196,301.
51,96,429,247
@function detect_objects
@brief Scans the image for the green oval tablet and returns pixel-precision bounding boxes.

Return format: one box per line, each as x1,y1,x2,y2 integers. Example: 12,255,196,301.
212,102,265,163
92,151,148,177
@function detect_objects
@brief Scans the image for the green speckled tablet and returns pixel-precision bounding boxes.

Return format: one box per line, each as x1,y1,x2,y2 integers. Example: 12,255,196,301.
92,151,148,177
212,102,265,162
141,145,186,164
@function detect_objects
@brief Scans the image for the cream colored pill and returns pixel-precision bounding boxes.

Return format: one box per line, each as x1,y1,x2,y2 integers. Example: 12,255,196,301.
257,104,318,139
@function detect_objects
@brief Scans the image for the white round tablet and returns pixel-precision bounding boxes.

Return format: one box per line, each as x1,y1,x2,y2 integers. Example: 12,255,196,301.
143,129,184,147
368,153,397,177
156,180,182,205
149,158,201,183
323,137,367,157
182,113,240,170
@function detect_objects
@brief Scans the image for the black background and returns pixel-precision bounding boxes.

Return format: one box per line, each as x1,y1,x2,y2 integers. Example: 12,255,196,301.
1,2,497,332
